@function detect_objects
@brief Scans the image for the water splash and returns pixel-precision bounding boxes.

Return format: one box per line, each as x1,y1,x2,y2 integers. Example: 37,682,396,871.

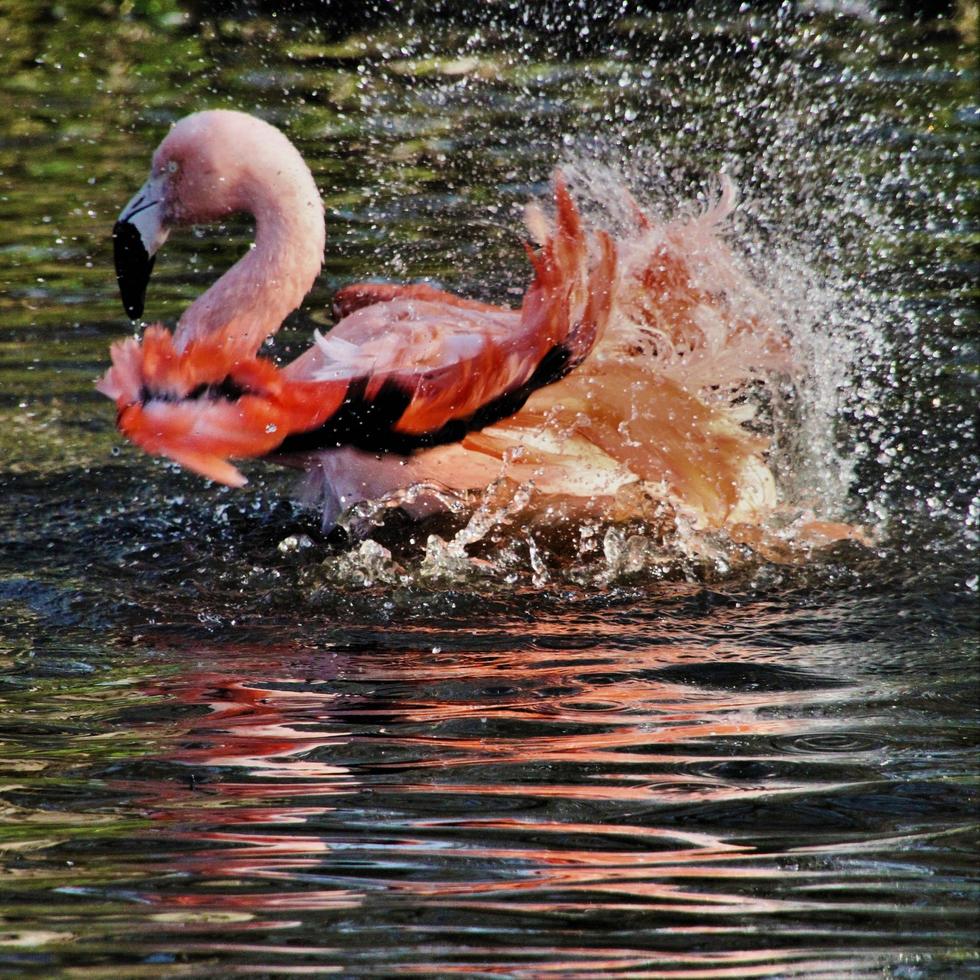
303,156,886,588
556,159,871,521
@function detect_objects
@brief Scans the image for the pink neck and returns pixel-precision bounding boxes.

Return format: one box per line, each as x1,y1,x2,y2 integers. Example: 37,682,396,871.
174,162,325,358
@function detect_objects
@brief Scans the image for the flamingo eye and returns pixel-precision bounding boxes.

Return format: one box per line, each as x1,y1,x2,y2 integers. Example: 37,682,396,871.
166,160,179,174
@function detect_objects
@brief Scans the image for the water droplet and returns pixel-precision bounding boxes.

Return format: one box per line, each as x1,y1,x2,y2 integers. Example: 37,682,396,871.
278,534,313,554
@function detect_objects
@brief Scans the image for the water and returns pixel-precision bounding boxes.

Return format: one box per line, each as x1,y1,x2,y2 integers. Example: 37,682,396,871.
1,2,977,975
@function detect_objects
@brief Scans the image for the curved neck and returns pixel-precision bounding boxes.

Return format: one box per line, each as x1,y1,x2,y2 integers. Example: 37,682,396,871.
174,166,325,359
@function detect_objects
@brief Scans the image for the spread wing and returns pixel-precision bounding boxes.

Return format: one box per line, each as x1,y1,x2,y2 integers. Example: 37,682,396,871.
275,178,616,456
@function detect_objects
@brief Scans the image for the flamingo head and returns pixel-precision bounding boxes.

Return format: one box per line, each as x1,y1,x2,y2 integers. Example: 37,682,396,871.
112,109,314,321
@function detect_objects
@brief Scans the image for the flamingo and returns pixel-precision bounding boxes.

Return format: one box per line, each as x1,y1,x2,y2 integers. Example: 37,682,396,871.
98,109,794,534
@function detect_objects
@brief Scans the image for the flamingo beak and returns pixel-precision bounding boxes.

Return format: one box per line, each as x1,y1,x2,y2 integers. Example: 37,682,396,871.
113,172,170,320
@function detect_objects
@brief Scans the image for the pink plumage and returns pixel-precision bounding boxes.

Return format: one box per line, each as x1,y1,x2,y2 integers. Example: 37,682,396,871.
100,109,860,545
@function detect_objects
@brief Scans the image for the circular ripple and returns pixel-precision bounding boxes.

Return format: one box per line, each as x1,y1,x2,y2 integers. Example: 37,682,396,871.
786,732,886,754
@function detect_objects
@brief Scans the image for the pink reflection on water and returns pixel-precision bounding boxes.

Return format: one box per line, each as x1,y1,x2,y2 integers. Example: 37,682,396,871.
107,626,877,978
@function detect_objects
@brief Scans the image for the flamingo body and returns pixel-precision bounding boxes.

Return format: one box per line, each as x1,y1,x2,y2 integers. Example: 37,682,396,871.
99,110,790,533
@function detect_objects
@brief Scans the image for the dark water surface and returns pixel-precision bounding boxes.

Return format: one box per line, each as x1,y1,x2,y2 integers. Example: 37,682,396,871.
1,2,977,976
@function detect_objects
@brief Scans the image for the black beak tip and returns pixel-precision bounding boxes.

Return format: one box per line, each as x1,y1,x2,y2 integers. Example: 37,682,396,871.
112,220,155,321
